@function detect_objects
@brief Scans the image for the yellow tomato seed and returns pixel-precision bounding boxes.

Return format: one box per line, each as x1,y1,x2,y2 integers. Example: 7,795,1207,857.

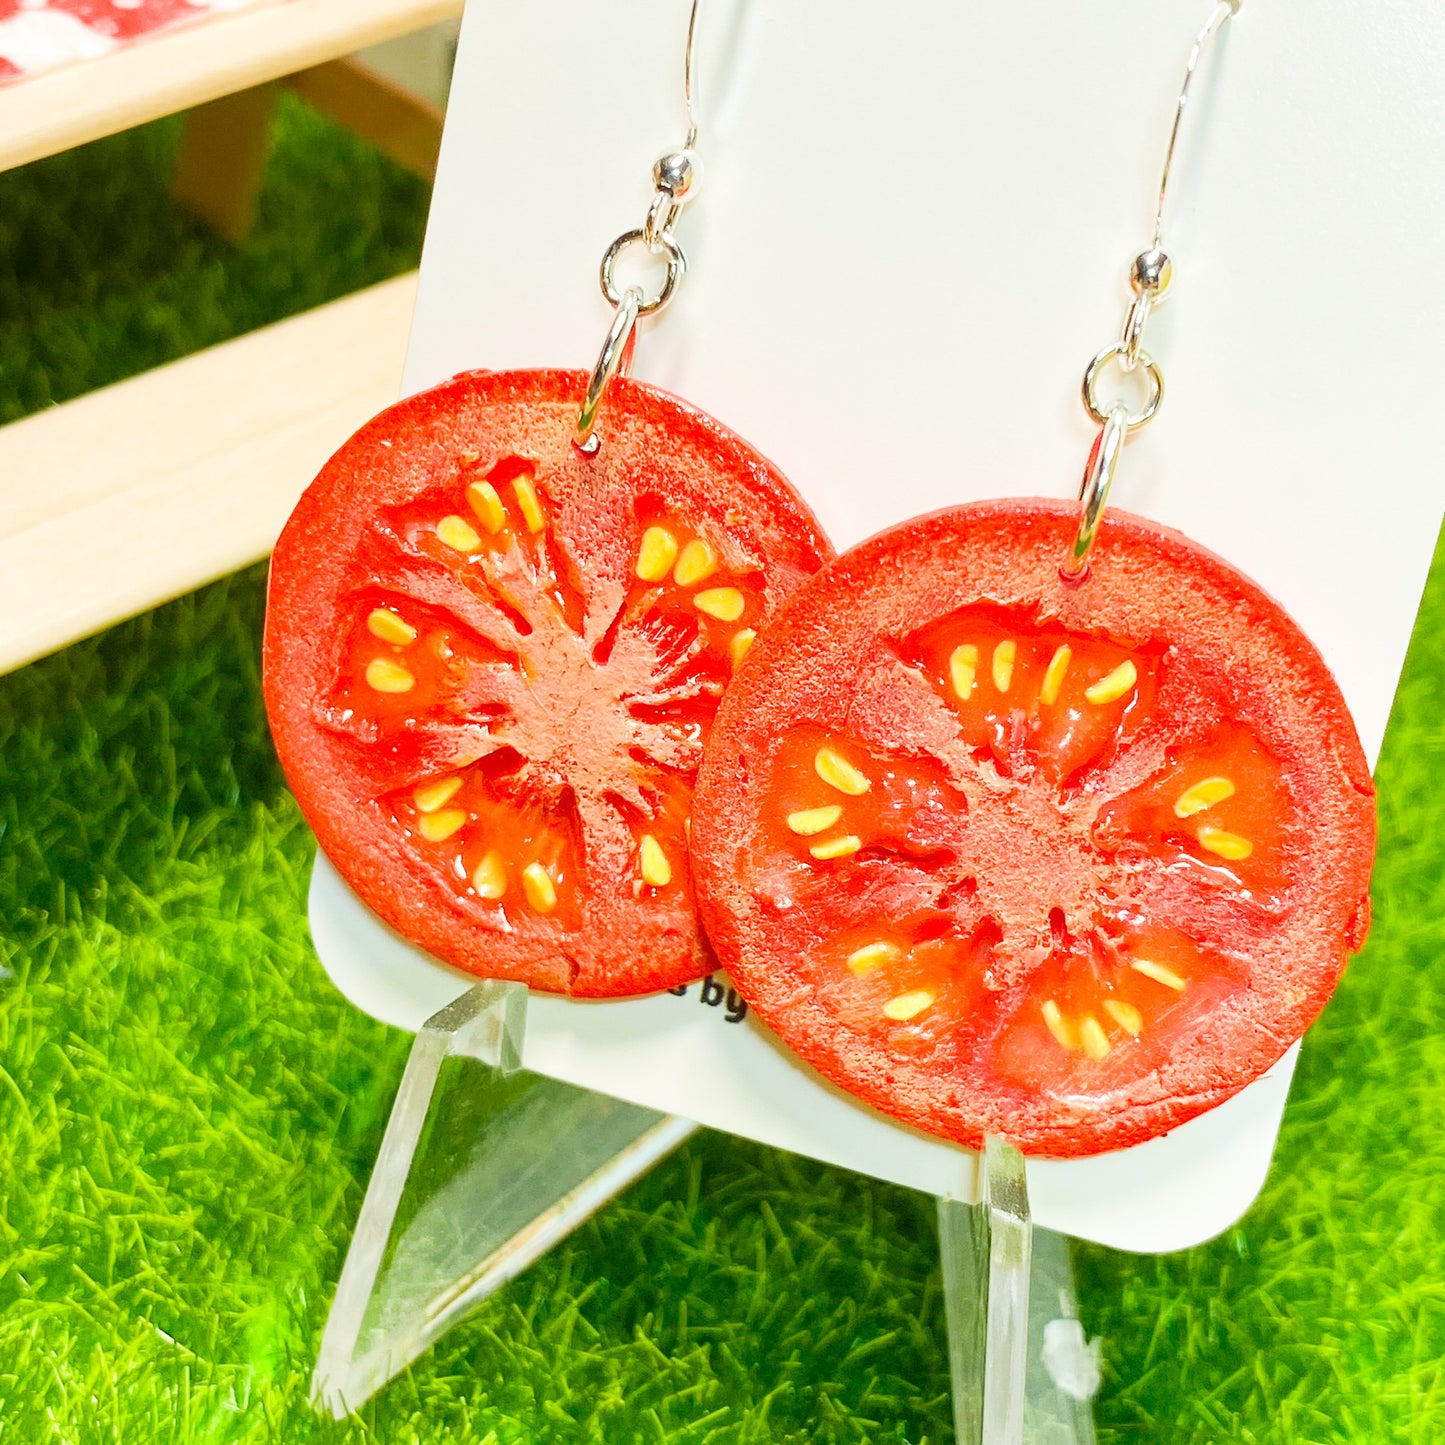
367,608,416,646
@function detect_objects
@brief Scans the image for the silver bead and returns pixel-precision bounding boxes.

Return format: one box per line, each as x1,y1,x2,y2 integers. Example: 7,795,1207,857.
1129,248,1173,299
652,149,700,201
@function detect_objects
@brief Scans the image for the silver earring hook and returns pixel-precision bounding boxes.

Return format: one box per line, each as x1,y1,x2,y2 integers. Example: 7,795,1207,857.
576,0,707,454
682,0,702,151
1065,0,1241,577
1152,0,1240,252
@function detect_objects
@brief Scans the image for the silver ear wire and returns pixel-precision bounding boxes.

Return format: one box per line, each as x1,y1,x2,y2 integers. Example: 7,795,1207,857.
1064,0,1241,578
1153,0,1241,255
576,0,706,454
682,0,702,151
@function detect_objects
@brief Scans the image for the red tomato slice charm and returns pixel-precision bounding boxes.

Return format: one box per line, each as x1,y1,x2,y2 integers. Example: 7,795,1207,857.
692,500,1376,1156
265,369,830,997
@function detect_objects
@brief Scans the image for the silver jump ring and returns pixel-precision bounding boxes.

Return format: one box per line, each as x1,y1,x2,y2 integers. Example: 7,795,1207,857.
575,286,641,453
1082,343,1164,429
600,229,685,316
644,190,683,248
1065,402,1130,577
1119,293,1152,372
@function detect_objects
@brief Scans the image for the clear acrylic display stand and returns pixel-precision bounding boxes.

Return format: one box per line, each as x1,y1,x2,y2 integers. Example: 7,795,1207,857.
312,981,1098,1443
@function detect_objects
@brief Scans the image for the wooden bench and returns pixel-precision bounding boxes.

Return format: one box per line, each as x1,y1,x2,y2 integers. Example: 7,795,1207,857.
0,0,462,177
0,0,463,676
0,274,418,678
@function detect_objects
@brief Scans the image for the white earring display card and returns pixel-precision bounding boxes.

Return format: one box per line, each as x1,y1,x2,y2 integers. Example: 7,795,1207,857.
309,0,1445,1251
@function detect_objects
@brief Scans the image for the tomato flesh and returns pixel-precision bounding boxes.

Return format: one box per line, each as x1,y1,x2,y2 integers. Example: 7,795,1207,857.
909,606,1160,785
693,500,1375,1156
265,369,830,996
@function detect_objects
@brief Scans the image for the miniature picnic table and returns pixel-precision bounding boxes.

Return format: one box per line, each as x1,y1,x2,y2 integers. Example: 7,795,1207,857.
0,0,464,677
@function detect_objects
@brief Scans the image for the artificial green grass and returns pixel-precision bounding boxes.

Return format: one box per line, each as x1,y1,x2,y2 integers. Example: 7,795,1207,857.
0,92,428,422
0,567,955,1444
2,99,1444,1444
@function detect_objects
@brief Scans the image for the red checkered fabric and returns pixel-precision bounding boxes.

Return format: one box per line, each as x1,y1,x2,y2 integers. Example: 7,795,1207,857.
0,0,281,83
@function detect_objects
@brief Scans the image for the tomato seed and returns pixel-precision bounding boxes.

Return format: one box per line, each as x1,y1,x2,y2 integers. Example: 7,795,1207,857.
814,746,870,796
1040,645,1072,705
1198,825,1253,861
512,476,546,534
413,776,463,813
417,808,467,843
694,587,745,622
1103,999,1143,1036
1084,659,1138,705
465,480,507,535
786,805,843,837
1173,775,1236,818
364,657,415,693
522,862,558,913
882,989,935,1022
437,514,482,552
472,851,507,900
1078,1016,1112,1060
366,608,417,646
949,643,978,701
638,834,672,888
673,538,717,587
992,640,1016,692
635,526,680,582
1129,958,1186,991
1041,999,1076,1051
847,941,903,976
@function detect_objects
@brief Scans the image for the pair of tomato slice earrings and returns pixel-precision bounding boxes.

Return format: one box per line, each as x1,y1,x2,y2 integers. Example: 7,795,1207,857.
263,4,1374,1159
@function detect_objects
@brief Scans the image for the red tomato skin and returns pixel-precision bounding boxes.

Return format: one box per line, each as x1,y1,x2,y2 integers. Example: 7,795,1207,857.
692,498,1376,1157
265,369,831,998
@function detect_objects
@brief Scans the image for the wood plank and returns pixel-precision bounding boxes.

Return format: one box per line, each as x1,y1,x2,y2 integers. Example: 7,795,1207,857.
0,0,465,175
0,273,418,678
287,57,445,181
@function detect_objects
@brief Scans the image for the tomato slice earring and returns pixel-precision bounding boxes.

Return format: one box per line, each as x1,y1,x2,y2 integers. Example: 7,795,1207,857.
266,369,827,996
262,13,833,998
690,4,1377,1155
691,500,1374,1155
